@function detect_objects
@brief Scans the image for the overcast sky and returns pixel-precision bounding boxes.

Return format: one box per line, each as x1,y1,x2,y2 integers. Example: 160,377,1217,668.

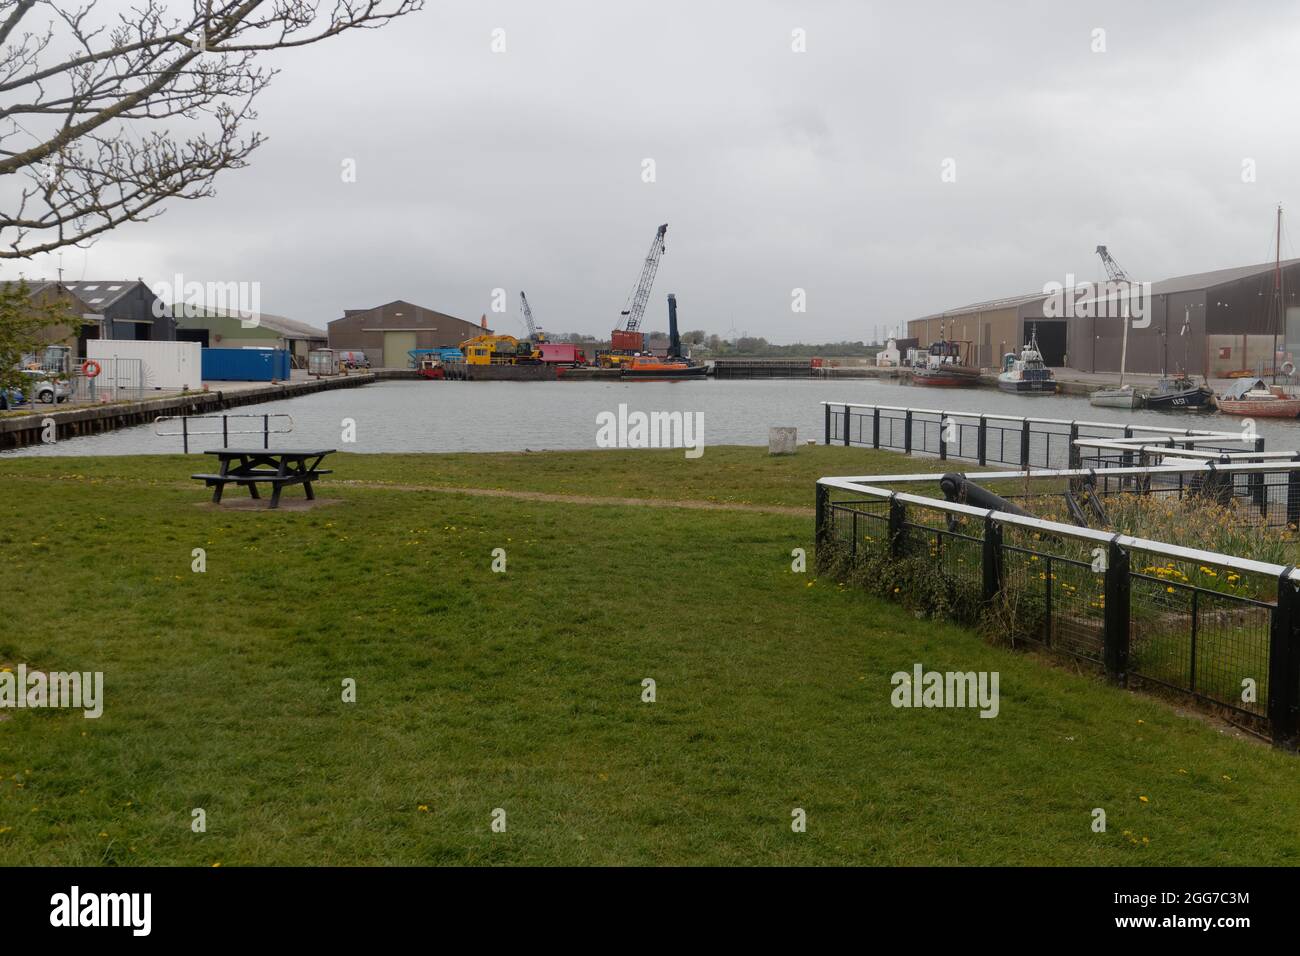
18,0,1300,342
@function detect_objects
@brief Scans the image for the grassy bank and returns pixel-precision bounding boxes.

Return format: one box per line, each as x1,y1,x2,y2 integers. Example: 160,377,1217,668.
1,447,1297,866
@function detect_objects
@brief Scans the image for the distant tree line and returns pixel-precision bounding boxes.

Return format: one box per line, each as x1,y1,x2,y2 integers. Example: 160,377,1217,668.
549,330,880,357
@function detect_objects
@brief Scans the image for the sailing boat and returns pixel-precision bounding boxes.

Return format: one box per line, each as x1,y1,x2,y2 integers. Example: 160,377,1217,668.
1219,205,1300,418
1089,249,1141,408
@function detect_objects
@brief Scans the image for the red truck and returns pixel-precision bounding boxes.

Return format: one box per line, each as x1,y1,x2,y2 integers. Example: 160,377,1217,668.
536,343,588,366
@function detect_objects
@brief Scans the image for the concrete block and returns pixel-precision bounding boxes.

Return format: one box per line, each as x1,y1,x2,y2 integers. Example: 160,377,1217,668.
769,426,797,455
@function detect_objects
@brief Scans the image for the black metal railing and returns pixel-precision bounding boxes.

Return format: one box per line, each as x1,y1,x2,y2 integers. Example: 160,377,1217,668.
822,402,1260,471
816,471,1300,748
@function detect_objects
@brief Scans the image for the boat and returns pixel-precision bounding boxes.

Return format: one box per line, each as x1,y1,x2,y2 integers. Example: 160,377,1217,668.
417,356,446,380
1215,377,1300,418
1217,206,1300,416
1089,385,1141,409
619,354,708,379
1144,375,1214,410
1089,292,1141,408
997,330,1057,394
912,338,980,387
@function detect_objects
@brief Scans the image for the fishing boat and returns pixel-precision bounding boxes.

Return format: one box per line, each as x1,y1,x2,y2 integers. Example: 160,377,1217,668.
619,354,707,379
997,331,1057,394
1144,374,1214,410
1216,377,1300,418
911,339,981,388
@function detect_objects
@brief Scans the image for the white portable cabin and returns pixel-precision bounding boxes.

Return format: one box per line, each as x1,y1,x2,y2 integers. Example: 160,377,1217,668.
87,339,201,390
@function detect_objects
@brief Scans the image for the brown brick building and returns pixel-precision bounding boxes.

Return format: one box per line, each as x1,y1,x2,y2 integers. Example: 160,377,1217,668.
327,300,488,368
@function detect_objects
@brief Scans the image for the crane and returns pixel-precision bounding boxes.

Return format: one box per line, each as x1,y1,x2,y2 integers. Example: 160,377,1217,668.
1094,245,1131,283
519,291,545,343
619,223,668,333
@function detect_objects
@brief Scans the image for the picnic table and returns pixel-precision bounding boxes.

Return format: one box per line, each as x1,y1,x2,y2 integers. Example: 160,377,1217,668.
192,448,336,509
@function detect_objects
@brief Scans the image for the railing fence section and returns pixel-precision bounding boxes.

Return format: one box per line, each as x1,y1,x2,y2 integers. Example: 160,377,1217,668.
816,465,1300,750
822,402,1259,471
154,412,294,453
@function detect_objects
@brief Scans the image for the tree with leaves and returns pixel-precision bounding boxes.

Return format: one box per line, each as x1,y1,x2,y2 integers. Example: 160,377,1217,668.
0,278,72,398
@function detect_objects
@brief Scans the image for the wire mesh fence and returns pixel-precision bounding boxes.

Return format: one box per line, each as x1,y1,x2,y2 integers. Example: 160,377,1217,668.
816,462,1300,746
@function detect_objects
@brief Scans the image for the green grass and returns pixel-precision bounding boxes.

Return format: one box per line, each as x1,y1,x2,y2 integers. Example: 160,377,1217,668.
0,446,1298,866
0,444,931,508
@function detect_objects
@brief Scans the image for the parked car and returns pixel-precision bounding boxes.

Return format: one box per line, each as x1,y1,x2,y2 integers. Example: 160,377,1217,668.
337,350,370,370
0,386,25,410
19,368,70,403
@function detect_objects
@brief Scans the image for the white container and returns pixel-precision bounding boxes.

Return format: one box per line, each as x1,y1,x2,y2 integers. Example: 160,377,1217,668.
88,339,201,391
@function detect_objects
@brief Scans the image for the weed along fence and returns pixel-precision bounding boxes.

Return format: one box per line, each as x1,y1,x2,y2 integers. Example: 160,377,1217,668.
822,402,1261,470
814,461,1300,749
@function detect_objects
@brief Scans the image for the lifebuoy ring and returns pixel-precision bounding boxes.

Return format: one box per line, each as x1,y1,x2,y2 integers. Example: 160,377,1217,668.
81,359,102,378
1283,360,1296,377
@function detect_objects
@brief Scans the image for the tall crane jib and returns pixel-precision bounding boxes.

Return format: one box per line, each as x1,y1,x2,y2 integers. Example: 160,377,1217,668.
519,291,545,343
1094,245,1131,283
620,223,668,333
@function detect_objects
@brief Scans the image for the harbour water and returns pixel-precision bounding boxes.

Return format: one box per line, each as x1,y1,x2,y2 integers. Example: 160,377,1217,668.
6,377,1300,457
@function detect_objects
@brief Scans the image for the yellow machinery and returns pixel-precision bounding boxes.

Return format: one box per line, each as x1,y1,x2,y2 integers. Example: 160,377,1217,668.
459,334,540,366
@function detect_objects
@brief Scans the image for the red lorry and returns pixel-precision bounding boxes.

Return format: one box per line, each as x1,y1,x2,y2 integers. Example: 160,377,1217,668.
537,343,588,367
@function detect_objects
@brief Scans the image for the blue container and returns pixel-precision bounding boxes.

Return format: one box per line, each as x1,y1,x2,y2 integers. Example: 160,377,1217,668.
202,348,291,381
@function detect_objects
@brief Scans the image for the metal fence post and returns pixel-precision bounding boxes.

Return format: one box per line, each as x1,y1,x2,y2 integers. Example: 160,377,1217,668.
977,416,987,466
981,514,1003,606
1288,456,1300,528
1268,568,1300,750
851,510,859,560
823,403,831,445
872,407,880,449
1067,422,1079,469
181,416,189,454
1251,437,1266,515
222,415,229,449
263,414,270,449
1103,537,1130,685
887,496,905,558
843,405,851,446
939,417,947,461
1019,420,1030,468
815,482,829,554
904,411,913,455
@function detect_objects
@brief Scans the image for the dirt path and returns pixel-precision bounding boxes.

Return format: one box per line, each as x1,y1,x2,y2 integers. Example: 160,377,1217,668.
0,472,813,517
335,480,813,516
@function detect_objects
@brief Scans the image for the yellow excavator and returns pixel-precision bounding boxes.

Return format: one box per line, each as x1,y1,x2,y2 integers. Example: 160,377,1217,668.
459,333,540,366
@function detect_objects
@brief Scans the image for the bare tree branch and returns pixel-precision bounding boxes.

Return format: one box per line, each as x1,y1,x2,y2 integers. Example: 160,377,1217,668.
0,0,422,259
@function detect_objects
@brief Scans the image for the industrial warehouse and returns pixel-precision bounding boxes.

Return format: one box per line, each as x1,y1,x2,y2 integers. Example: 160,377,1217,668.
908,254,1300,377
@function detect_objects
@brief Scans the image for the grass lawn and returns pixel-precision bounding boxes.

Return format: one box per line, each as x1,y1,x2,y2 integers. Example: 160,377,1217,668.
0,445,1297,866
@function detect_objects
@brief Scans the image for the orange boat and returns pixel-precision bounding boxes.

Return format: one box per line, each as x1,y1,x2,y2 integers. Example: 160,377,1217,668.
620,355,707,379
